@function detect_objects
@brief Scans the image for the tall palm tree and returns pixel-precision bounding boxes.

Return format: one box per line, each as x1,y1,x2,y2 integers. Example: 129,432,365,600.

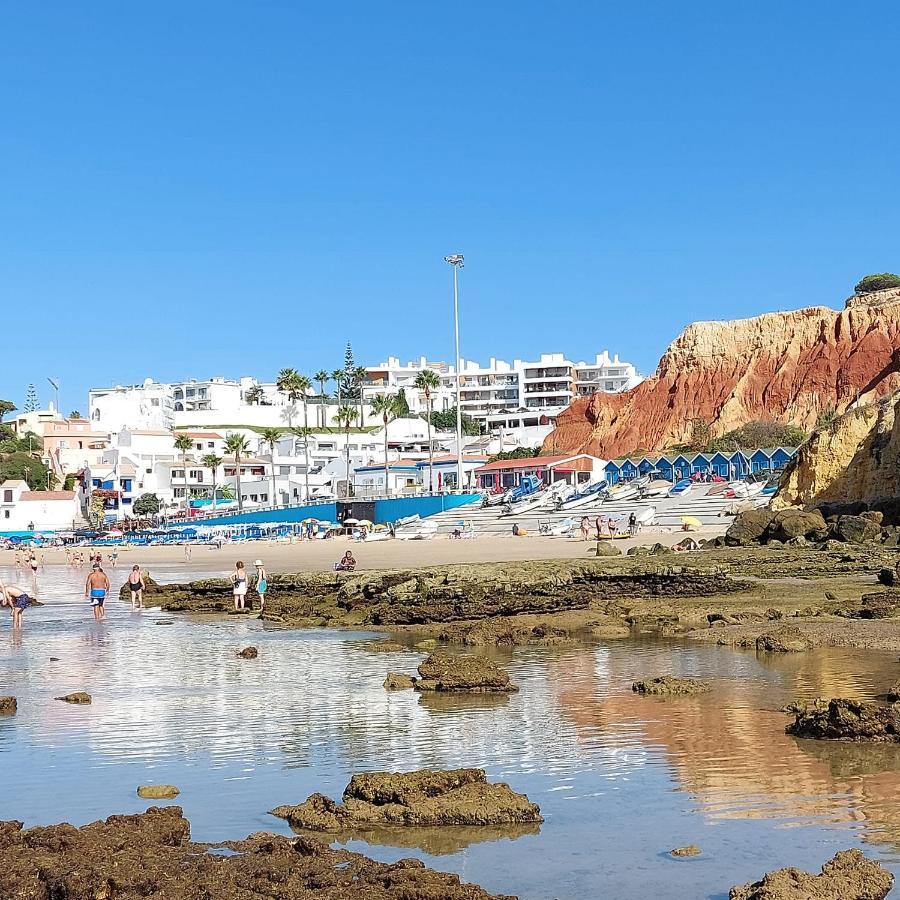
173,433,194,512
201,453,222,510
294,373,313,500
292,427,313,502
370,394,401,497
414,369,441,493
352,365,368,427
314,369,329,427
224,433,251,513
276,368,301,427
260,427,284,507
333,405,358,498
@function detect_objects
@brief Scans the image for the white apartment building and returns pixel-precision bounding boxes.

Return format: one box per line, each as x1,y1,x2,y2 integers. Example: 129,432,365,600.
573,352,642,397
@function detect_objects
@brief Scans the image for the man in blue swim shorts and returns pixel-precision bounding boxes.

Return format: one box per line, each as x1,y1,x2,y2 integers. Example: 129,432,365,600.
0,578,30,630
85,565,111,621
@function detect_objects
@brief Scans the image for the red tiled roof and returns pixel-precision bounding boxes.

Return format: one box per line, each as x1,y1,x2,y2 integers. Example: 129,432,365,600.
20,491,76,501
474,455,572,473
182,431,223,439
424,454,490,465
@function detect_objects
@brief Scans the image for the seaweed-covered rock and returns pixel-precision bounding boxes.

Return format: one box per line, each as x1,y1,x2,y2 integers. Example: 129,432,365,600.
414,653,518,693
237,646,258,659
137,785,180,799
0,806,509,899
887,683,900,703
671,845,701,858
438,619,572,647
632,676,711,696
729,848,893,899
832,514,882,544
55,692,91,704
833,591,900,620
592,541,622,557
755,627,812,652
362,640,407,653
271,769,542,831
787,698,900,742
383,672,415,691
0,697,16,715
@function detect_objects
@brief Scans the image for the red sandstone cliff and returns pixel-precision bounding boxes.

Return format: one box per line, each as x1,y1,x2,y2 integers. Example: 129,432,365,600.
543,288,900,459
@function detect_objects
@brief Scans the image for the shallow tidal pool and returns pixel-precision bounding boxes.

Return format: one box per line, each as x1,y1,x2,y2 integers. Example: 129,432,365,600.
2,562,900,900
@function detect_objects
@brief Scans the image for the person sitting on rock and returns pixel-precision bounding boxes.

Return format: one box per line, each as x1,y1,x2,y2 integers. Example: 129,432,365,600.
334,551,356,572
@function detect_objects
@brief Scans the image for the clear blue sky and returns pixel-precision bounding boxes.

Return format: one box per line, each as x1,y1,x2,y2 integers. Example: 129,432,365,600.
2,2,899,414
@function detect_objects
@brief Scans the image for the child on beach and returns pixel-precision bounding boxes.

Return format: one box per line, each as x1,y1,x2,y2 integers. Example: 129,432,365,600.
254,560,268,611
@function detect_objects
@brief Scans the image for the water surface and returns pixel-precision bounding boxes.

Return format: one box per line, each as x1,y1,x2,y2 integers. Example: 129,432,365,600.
2,562,900,899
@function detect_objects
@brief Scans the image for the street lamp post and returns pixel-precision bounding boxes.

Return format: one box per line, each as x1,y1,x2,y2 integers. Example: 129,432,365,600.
444,254,465,493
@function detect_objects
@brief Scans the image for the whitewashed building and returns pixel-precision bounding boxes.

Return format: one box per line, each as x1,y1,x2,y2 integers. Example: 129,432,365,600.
0,481,81,532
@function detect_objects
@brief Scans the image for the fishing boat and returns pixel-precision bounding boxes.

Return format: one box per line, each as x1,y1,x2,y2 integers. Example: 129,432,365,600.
539,517,577,537
639,478,671,499
728,481,765,500
500,480,569,517
605,478,646,503
395,518,439,540
558,479,609,510
668,478,693,498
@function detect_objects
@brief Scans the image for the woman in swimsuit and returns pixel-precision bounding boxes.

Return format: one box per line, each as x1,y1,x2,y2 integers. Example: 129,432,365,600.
127,565,145,610
253,560,268,612
232,561,248,611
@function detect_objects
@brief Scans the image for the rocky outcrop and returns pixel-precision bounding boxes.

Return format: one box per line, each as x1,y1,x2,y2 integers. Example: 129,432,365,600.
787,698,900,742
383,672,415,690
727,507,888,547
414,653,518,693
755,627,813,653
670,845,701,858
729,849,893,900
437,619,575,647
237,646,258,659
832,591,900,620
55,692,91,704
543,288,900,459
0,806,509,900
0,697,16,715
137,785,180,799
271,769,542,831
632,676,711,696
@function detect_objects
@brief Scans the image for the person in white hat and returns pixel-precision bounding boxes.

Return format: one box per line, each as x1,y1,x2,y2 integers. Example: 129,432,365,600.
254,560,268,612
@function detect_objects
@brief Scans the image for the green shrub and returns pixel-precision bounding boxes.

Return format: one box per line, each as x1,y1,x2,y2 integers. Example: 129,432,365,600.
854,273,900,294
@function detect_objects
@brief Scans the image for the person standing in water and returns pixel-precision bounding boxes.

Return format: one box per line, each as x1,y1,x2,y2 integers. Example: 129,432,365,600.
0,578,31,629
127,565,145,610
254,559,268,613
85,565,111,621
231,561,248,611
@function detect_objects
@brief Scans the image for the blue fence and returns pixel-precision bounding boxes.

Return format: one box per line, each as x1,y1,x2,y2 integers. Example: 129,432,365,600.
174,494,481,529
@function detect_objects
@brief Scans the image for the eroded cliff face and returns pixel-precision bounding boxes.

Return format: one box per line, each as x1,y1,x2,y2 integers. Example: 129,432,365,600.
776,392,900,509
543,288,900,458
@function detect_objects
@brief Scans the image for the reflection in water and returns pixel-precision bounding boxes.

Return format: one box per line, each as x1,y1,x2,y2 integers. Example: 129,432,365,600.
2,565,900,899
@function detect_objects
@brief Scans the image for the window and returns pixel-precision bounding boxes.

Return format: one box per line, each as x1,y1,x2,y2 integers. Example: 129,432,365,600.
2,490,11,503
78,441,83,449
151,398,160,407
92,409,100,420
207,441,214,448
172,469,184,479
3,510,8,519
59,440,69,449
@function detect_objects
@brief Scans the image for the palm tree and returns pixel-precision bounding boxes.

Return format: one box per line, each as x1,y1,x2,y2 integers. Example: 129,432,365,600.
414,369,441,492
244,384,265,405
352,365,368,427
292,427,313,503
201,453,222,510
331,368,345,429
173,433,194,512
314,369,329,427
260,427,284,507
224,433,251,513
276,368,302,427
370,394,401,497
333,405,358,498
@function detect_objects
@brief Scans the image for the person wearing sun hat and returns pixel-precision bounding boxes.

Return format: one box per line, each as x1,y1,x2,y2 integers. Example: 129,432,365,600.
254,560,268,612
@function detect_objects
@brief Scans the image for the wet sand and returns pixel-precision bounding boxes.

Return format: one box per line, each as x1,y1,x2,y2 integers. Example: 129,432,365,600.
14,526,726,573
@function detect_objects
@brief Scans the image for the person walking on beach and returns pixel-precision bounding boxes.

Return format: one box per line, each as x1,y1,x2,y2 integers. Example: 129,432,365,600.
85,565,111,621
628,511,637,536
608,517,619,539
127,565,145,610
580,517,590,541
0,578,31,629
595,515,605,541
231,561,248,611
254,560,268,612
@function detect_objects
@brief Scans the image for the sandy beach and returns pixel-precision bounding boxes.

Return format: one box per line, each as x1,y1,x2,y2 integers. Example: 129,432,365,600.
14,526,727,574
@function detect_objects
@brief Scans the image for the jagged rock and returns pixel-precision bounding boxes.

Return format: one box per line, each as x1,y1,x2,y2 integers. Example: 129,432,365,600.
729,849,893,900
670,845,701,857
362,640,407,652
55,692,91,704
766,508,828,543
591,541,621,556
137,785,180,799
627,545,650,556
383,672,415,690
649,542,673,555
819,539,847,551
0,806,507,899
726,509,775,546
756,627,812,652
833,514,883,544
0,697,16,715
833,591,900,620
765,607,784,620
787,698,900,742
414,653,517,693
438,620,572,647
271,769,542,831
887,683,900,703
877,567,895,587
632,676,711,696
237,646,258,659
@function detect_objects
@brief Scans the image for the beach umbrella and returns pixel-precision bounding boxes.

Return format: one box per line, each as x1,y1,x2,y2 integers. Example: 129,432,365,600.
301,518,319,524
343,518,359,526
680,516,702,529
106,529,124,537
356,519,373,527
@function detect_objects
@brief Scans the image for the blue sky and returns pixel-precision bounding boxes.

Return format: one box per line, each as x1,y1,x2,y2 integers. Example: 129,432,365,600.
2,2,899,414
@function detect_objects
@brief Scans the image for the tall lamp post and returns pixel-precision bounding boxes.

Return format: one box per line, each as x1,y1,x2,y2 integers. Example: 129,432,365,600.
444,254,465,492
